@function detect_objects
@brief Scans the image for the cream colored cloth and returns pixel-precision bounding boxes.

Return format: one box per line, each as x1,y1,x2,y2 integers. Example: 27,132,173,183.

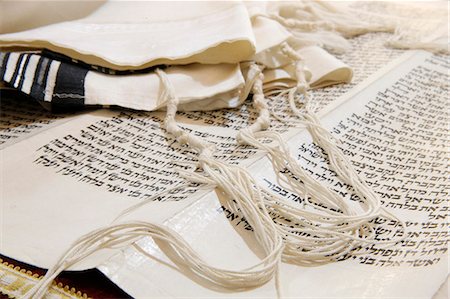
0,51,246,111
263,45,353,91
0,1,105,34
243,3,352,90
0,0,352,111
0,1,255,70
82,63,245,111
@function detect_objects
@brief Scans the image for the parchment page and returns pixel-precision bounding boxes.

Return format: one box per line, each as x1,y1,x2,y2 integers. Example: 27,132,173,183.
255,50,448,297
98,51,449,298
0,107,255,269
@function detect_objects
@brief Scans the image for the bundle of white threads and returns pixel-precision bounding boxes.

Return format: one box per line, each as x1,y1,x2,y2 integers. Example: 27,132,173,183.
269,1,449,54
24,69,287,299
24,221,283,299
236,41,405,265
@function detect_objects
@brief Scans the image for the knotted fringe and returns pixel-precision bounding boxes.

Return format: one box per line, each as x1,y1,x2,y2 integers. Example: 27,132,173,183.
23,222,281,299
261,0,395,54
279,1,395,36
386,39,449,55
157,68,284,295
237,43,405,265
24,34,408,299
267,1,448,54
24,70,285,299
351,1,449,54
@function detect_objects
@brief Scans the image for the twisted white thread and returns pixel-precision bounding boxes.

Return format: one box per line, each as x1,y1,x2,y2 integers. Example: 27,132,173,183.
157,68,285,296
268,1,448,54
272,1,394,37
236,44,405,265
24,69,286,299
24,221,284,299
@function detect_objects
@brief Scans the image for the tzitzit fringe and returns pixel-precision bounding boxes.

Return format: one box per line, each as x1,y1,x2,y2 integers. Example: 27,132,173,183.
23,69,285,299
23,222,283,299
267,1,449,54
236,43,405,265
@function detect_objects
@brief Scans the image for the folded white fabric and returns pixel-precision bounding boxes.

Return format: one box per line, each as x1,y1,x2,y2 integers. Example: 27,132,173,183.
0,1,353,112
0,51,245,111
0,1,255,70
263,45,352,92
0,46,352,113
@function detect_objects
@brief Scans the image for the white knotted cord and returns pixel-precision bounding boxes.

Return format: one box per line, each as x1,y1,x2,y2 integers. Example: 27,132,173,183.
237,43,406,265
265,4,394,38
253,1,395,54
265,1,448,54
157,68,285,297
385,39,450,55
24,222,284,299
24,69,286,299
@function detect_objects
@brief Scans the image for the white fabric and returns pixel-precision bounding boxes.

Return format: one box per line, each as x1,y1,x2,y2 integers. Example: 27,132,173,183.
263,46,353,91
0,1,105,34
84,64,244,111
244,2,292,68
0,1,255,70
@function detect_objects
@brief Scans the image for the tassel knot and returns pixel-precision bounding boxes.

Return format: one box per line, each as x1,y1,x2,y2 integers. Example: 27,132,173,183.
296,83,308,94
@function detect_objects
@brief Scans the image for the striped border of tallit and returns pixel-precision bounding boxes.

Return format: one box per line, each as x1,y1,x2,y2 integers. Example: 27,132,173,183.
0,52,88,107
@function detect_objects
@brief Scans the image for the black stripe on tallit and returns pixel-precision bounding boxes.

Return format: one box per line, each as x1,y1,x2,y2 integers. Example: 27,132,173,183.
9,53,26,87
51,61,89,107
30,56,51,101
0,52,11,81
16,54,31,91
